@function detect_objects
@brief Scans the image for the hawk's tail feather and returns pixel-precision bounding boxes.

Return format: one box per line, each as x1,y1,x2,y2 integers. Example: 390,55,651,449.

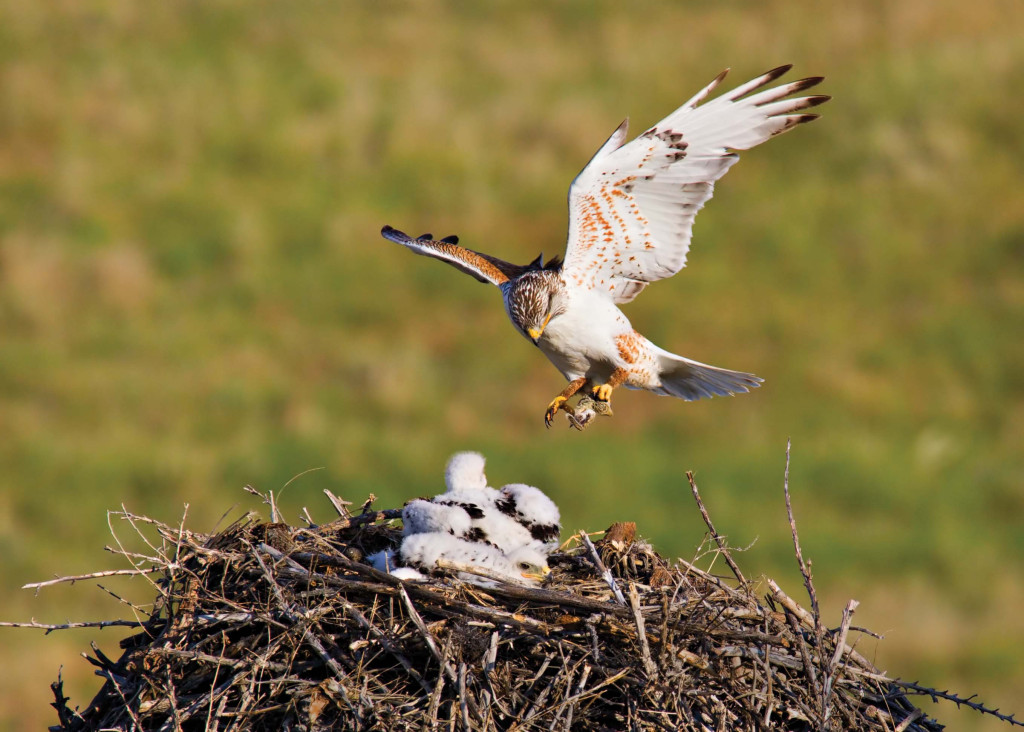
651,351,762,401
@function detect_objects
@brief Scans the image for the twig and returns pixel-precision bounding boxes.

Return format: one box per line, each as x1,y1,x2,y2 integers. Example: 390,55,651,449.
686,471,748,589
22,565,168,594
458,662,471,730
579,531,626,605
628,584,657,679
782,439,830,722
782,440,822,629
340,601,432,694
322,508,404,530
823,599,860,722
766,581,877,675
250,544,347,681
398,584,457,683
0,618,146,633
784,606,822,707
894,679,1024,727
894,709,924,732
323,489,353,517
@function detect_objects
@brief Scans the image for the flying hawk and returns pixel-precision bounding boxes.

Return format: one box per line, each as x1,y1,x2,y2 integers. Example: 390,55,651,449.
382,66,828,425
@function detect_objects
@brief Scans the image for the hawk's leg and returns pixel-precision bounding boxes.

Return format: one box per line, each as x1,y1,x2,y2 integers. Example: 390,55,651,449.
591,368,629,403
544,377,588,428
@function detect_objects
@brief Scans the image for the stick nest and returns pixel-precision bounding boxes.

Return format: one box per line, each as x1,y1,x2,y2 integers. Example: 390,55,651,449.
49,492,945,732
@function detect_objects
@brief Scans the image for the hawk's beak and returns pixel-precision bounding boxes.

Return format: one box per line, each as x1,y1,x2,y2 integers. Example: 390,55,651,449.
522,566,552,582
527,313,554,344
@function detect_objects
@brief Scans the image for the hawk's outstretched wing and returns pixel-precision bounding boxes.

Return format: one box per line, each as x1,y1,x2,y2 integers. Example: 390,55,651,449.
381,226,551,286
562,65,828,304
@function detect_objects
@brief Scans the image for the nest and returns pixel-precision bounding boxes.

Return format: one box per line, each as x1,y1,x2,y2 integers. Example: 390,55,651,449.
39,476,961,732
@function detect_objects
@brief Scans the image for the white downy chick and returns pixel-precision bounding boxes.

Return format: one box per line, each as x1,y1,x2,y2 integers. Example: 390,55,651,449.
402,498,473,537
399,532,550,587
444,451,499,503
495,483,562,553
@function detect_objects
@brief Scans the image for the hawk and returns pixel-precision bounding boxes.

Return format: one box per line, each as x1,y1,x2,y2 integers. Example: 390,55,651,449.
368,451,558,587
381,65,828,426
369,533,551,587
403,452,562,555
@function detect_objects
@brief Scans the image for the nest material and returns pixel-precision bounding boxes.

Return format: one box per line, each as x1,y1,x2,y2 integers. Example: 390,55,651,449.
49,495,945,732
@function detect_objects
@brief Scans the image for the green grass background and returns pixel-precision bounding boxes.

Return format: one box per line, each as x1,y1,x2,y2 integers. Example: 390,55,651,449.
1,1,1022,729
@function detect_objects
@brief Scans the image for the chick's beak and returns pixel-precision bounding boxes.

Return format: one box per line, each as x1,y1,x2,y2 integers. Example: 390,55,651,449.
522,566,552,582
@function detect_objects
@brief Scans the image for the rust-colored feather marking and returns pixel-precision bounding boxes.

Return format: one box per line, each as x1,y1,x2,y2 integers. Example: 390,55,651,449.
381,225,511,286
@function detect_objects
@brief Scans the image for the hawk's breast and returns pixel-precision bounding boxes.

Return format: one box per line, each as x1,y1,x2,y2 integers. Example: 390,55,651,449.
536,287,633,382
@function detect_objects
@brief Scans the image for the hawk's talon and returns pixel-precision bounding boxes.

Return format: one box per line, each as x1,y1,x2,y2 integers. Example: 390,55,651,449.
544,396,568,428
591,384,614,402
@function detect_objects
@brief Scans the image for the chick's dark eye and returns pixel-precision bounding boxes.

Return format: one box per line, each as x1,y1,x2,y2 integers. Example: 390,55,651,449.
519,562,531,571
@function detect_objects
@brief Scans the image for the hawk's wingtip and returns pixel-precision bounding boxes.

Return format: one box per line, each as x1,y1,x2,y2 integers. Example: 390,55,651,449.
381,225,411,243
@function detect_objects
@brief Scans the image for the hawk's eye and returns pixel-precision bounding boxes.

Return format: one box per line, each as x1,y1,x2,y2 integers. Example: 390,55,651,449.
518,562,532,571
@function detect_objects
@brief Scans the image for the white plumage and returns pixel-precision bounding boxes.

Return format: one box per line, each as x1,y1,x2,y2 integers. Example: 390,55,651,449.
399,532,550,587
494,483,562,553
402,498,473,537
444,451,496,500
369,452,562,587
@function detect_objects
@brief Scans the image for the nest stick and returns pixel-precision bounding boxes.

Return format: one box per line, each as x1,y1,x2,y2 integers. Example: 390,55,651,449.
580,531,626,605
22,567,166,592
686,471,748,589
823,598,861,721
398,584,457,683
628,584,658,679
0,619,145,632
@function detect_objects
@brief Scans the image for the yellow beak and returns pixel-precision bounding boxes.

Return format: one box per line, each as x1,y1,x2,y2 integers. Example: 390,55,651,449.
527,313,554,343
522,566,552,581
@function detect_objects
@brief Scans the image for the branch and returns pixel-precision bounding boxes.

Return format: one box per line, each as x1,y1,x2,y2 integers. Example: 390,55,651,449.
687,471,748,589
0,619,146,633
894,679,1024,727
579,531,626,605
23,566,167,592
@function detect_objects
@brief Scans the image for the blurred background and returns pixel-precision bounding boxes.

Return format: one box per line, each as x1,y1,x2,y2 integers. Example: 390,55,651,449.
1,1,1022,729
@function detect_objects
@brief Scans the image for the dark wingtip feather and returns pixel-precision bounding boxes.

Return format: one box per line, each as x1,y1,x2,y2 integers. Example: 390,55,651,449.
381,225,411,242
792,76,825,93
763,63,794,81
788,113,821,128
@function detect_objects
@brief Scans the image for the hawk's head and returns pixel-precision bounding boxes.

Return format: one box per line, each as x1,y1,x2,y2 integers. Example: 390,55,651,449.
506,545,551,584
502,270,567,345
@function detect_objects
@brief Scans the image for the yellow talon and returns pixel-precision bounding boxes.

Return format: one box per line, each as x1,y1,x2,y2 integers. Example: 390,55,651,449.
592,384,614,402
544,396,568,427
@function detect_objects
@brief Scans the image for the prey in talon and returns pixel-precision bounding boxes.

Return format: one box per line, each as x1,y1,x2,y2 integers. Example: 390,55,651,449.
380,66,829,427
566,394,614,431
